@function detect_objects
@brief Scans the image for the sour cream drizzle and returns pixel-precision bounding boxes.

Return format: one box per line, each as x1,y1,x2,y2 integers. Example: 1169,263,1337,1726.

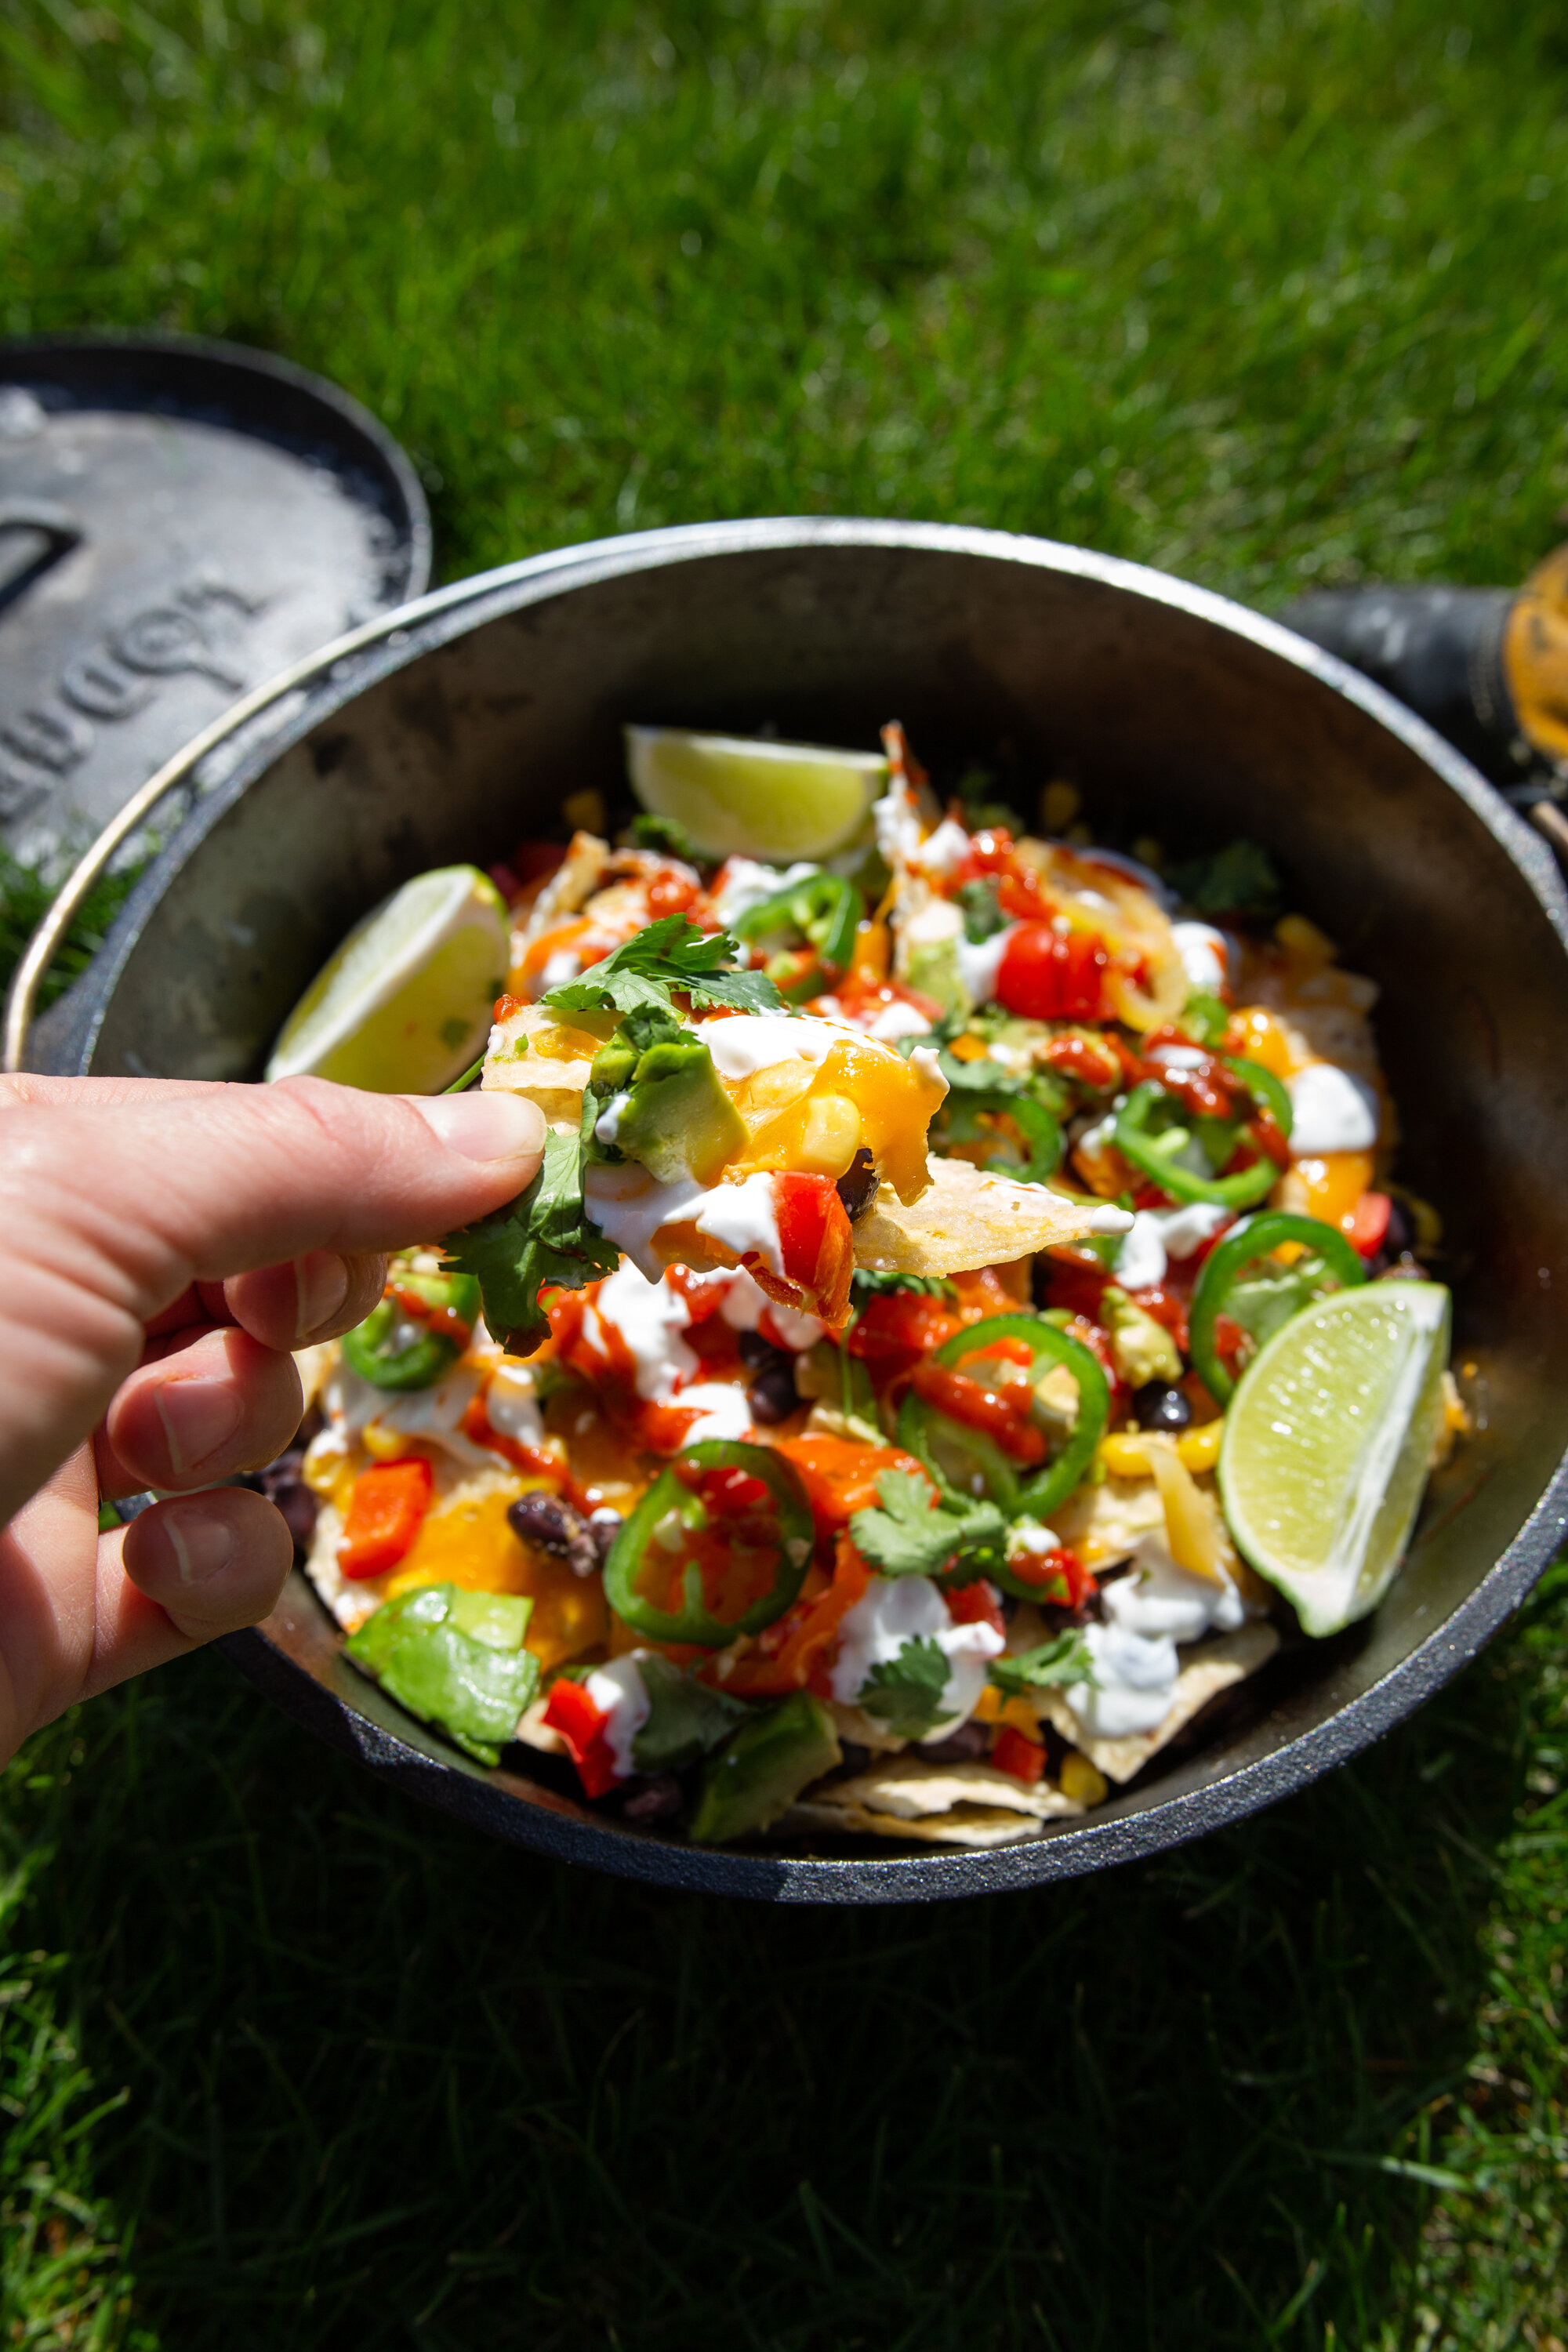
830,1576,1005,1736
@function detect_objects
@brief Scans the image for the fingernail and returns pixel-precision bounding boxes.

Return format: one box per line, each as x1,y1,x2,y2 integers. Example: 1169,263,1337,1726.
409,1091,546,1163
295,1249,350,1341
154,1378,244,1475
161,1504,236,1585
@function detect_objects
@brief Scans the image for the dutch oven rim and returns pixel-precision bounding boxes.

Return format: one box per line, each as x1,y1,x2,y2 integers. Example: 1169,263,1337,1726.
51,517,1568,1901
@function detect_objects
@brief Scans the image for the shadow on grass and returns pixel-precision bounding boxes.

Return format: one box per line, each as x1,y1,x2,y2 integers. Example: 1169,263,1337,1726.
2,1566,1558,2352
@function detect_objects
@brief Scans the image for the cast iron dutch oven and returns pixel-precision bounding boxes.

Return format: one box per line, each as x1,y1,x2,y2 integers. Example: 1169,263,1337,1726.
28,521,1568,1902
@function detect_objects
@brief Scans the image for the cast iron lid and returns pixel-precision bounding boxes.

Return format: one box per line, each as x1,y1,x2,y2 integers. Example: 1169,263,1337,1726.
0,332,431,857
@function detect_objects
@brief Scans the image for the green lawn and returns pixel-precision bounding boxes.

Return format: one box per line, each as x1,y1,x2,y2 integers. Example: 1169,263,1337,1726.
3,2,1568,2344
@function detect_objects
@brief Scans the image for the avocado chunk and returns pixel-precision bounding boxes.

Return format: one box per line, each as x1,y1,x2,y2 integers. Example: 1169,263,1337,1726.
593,1011,747,1185
1103,1287,1185,1388
689,1691,841,1843
344,1582,539,1766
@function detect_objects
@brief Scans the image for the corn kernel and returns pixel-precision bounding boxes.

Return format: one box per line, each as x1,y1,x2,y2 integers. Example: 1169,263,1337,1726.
1098,1431,1157,1480
997,1693,1040,1737
1060,1750,1109,1806
1177,1418,1224,1474
362,1420,428,1463
303,1443,358,1514
975,1683,1004,1723
796,1091,862,1176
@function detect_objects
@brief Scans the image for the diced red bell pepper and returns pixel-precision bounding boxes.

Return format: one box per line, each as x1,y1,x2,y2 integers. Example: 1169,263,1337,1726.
999,1541,1094,1610
1348,1190,1393,1258
946,1578,1006,1637
339,1457,434,1580
992,1724,1047,1785
765,1172,855,1327
846,1286,962,1364
674,1460,773,1518
543,1676,622,1798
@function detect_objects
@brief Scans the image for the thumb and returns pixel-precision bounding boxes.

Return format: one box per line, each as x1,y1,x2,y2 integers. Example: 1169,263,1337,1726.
0,1076,543,1523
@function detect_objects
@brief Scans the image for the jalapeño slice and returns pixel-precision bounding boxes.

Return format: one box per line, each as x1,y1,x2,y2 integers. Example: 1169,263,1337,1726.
604,1439,815,1647
897,1313,1109,1521
1189,1210,1366,1404
1112,1055,1293,1210
931,1086,1063,1184
734,873,865,1000
342,1262,482,1390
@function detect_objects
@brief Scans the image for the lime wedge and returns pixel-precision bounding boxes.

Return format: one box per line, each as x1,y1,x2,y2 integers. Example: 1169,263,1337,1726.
624,724,886,861
1218,1281,1450,1636
266,865,509,1094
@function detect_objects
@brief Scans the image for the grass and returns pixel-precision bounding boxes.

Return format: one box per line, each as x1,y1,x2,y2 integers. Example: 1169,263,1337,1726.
2,0,1567,2343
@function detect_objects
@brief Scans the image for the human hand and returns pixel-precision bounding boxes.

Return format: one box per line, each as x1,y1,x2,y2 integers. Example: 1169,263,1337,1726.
0,1074,545,1766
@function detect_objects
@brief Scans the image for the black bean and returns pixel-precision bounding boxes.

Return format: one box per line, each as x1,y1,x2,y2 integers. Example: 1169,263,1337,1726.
747,1363,799,1425
1131,1380,1192,1432
917,1721,991,1763
272,1481,318,1550
836,1148,880,1222
1367,1196,1417,1278
588,1508,622,1565
737,1327,785,1370
507,1490,599,1577
621,1774,684,1824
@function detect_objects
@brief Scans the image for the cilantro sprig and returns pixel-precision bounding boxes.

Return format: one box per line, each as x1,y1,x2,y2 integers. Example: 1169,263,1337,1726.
849,1469,1007,1581
989,1628,1098,1696
858,1635,953,1741
443,919,788,1345
441,1129,617,1353
541,913,784,1020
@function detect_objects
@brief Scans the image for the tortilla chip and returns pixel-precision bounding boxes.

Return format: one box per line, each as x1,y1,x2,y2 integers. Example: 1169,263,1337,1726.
1050,1474,1169,1570
1032,1621,1281,1784
517,829,611,945
815,1755,1086,1821
782,1798,1045,1849
484,1000,612,1131
852,1155,1120,1276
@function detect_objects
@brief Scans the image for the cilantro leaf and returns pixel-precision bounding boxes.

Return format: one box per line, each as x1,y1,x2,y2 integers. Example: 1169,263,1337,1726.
956,876,1007,945
629,810,699,863
541,915,784,1019
989,1628,1098,1696
1166,838,1281,920
441,1128,618,1352
848,1268,956,1304
849,1470,1006,1581
858,1635,953,1740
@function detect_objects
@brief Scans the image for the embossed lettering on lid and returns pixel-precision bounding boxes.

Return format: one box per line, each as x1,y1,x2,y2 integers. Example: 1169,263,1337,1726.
0,332,430,858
